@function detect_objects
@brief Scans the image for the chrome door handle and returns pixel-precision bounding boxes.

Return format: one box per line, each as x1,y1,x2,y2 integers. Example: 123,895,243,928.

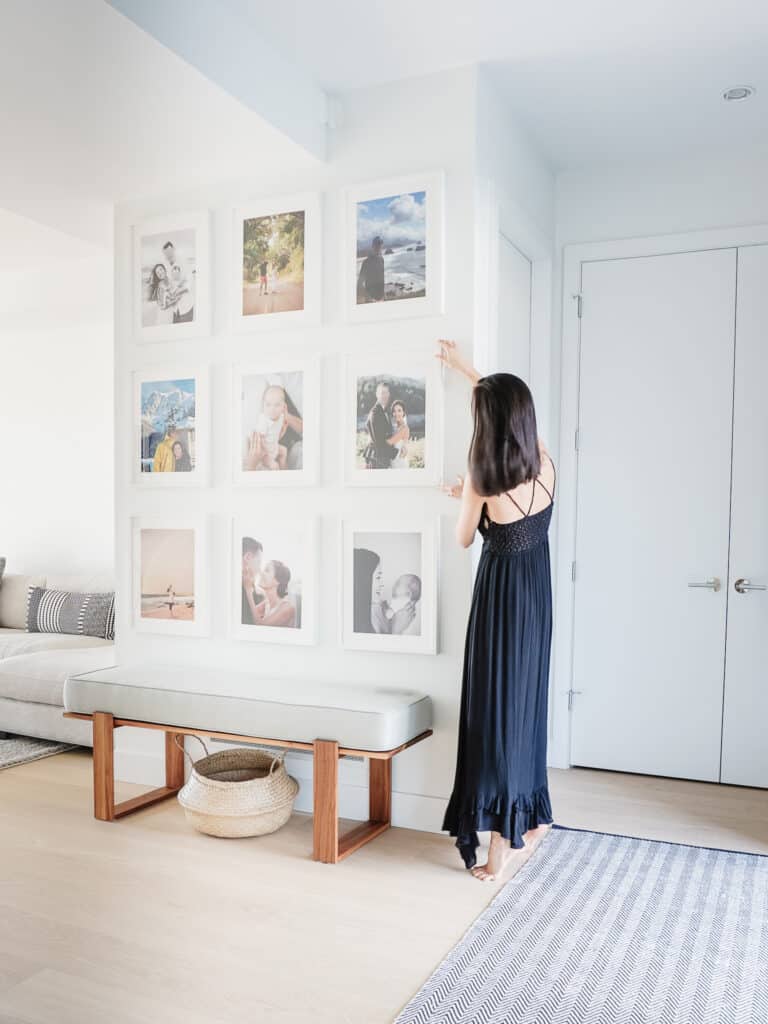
734,578,767,594
688,577,721,592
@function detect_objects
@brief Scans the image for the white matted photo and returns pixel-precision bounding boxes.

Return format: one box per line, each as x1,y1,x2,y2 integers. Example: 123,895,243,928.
133,211,211,342
341,520,438,654
344,354,442,486
233,360,319,486
343,172,444,322
233,518,317,645
132,517,209,636
133,366,210,487
232,193,321,330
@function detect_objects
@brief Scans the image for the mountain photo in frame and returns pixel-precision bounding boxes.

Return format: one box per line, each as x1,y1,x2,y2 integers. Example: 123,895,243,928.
133,366,209,487
133,211,211,342
343,172,444,322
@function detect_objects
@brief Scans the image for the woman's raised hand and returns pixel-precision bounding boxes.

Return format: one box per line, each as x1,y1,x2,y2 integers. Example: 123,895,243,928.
243,431,263,471
442,474,465,499
435,340,480,384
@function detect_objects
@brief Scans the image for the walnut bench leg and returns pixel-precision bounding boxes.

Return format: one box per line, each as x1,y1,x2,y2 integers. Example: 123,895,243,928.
92,711,184,822
312,738,392,864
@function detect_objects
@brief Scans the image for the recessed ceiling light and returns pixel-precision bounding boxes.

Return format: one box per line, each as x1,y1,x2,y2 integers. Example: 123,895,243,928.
723,85,756,102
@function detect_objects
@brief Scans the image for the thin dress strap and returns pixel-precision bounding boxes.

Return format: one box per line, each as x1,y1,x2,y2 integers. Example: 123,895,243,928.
505,456,556,517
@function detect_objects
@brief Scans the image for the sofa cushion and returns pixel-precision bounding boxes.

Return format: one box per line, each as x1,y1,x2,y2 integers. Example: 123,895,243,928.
0,628,113,661
0,646,116,707
64,665,433,752
0,557,5,584
0,574,46,630
27,588,115,640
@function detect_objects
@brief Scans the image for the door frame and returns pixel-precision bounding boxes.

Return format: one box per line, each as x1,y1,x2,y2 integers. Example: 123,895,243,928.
551,224,768,771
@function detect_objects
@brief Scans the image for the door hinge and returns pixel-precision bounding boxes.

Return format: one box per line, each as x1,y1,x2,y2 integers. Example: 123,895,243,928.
567,688,583,711
571,561,577,582
574,293,583,319
574,428,580,451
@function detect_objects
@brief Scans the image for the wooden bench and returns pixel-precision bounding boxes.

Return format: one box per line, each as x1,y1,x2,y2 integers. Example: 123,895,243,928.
63,667,433,864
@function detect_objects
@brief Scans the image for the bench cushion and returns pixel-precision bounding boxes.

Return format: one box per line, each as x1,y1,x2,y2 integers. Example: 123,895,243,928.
64,665,432,752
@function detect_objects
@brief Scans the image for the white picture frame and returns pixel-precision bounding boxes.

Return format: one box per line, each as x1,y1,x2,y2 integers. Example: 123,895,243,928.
342,171,444,323
233,358,320,487
343,353,443,486
132,365,210,487
341,519,439,654
232,517,318,646
132,211,211,342
132,516,209,637
232,192,322,331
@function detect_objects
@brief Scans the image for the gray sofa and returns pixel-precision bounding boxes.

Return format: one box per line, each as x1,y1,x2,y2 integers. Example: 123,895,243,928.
0,573,116,746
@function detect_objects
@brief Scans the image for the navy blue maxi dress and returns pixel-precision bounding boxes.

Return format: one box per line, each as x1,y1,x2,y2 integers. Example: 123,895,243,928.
442,477,555,869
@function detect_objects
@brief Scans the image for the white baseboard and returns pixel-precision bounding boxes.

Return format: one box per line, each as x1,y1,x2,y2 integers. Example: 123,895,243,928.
114,747,448,835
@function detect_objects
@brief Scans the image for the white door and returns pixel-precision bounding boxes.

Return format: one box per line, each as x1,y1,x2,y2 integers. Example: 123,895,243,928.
497,234,531,379
721,244,768,787
572,249,737,781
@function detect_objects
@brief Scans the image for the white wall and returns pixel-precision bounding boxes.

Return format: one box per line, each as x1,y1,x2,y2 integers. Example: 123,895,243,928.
0,236,114,578
112,68,478,831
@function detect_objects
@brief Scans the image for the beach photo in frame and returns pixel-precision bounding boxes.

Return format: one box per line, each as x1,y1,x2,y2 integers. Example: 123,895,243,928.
233,359,319,486
341,519,438,654
233,518,318,645
133,365,210,487
232,192,321,330
343,354,442,486
132,211,211,342
132,516,209,637
343,172,444,322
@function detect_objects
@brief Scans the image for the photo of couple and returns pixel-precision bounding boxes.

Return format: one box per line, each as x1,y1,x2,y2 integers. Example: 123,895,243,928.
141,228,196,328
240,533,302,630
241,210,305,317
356,374,426,471
139,528,195,622
240,370,304,473
140,378,196,474
356,191,426,304
353,531,422,637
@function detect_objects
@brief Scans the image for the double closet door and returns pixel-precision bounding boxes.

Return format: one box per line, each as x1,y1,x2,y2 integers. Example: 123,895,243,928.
571,243,768,787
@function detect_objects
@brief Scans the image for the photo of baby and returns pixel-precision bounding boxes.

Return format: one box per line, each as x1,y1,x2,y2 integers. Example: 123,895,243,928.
352,531,423,638
238,366,309,479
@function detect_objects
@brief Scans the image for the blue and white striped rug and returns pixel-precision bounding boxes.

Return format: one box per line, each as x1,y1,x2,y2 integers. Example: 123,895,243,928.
396,827,768,1024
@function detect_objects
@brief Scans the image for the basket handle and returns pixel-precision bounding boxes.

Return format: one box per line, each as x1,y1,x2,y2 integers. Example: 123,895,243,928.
268,751,284,775
173,733,209,767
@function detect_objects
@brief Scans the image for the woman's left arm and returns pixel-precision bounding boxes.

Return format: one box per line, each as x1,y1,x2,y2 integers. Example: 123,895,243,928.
447,473,484,548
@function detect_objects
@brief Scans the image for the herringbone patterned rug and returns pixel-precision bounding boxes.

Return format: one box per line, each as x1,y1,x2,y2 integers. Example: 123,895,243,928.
396,826,768,1023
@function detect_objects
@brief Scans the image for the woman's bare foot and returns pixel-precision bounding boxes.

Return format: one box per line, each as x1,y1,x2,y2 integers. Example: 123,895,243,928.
523,823,552,848
470,831,513,882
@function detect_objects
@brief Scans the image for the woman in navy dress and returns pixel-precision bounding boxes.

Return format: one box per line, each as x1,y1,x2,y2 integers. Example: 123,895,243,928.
438,340,555,882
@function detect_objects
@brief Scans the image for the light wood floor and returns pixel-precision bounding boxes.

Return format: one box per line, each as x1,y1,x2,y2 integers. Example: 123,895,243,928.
1,751,767,1024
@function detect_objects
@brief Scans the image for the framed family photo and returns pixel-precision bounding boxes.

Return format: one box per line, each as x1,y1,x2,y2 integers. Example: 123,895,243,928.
233,518,317,645
132,517,209,636
343,172,444,322
343,355,442,486
133,366,210,486
232,193,322,330
233,360,319,486
341,520,438,654
133,211,211,342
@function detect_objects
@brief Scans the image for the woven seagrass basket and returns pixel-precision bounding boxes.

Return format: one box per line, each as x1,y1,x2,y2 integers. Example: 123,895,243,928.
177,736,299,838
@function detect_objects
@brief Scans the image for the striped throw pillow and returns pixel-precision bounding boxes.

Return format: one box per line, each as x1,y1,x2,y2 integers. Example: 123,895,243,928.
26,588,115,640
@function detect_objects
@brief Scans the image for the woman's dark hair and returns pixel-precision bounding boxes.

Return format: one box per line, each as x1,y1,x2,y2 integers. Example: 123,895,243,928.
149,264,166,300
268,560,291,599
353,548,380,633
390,400,406,417
468,373,540,496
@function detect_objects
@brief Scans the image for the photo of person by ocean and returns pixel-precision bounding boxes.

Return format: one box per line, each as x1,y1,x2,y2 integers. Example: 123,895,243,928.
140,228,197,327
356,191,426,304
139,528,195,622
355,373,426,471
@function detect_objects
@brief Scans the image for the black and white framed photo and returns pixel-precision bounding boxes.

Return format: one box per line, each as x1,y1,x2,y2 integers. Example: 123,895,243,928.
133,211,211,342
341,520,438,654
343,172,444,322
132,516,209,637
233,359,319,487
343,354,442,486
233,518,317,645
232,193,321,330
133,365,210,487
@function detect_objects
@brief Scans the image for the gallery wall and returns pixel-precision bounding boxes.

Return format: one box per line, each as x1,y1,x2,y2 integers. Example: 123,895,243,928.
113,68,482,829
0,228,114,578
